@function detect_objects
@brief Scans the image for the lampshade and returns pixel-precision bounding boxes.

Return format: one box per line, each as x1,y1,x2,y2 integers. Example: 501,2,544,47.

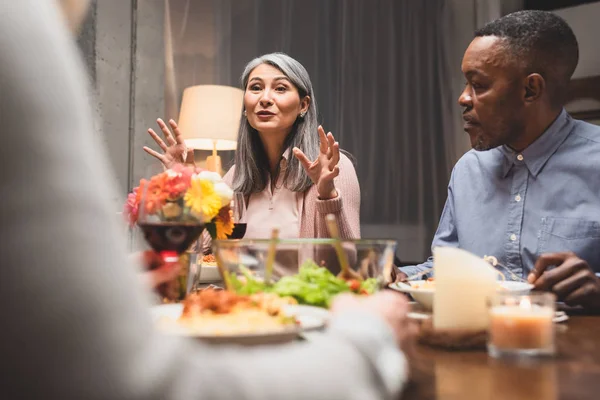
177,85,244,151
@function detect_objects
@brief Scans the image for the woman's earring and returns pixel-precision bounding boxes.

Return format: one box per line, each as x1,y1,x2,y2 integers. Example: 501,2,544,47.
244,110,247,117
299,112,306,118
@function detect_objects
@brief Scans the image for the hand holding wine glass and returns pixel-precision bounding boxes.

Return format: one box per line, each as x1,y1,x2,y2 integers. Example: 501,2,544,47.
138,250,182,289
133,164,206,300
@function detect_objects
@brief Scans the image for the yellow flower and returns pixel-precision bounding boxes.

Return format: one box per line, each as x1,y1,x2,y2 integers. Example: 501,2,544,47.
215,207,234,239
184,177,222,222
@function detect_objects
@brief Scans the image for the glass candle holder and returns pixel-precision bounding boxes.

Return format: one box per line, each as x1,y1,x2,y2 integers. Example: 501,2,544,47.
488,292,556,358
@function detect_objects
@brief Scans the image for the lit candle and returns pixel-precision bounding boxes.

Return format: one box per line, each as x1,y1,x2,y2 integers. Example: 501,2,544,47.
488,294,555,357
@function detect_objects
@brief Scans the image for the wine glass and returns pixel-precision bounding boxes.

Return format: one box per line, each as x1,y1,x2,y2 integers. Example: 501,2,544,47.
227,192,247,239
136,164,206,300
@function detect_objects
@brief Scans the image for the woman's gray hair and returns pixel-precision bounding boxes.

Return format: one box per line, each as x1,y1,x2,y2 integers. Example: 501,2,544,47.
232,52,319,195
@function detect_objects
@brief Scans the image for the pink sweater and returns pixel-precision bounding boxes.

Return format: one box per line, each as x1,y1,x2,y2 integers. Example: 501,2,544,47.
224,153,361,239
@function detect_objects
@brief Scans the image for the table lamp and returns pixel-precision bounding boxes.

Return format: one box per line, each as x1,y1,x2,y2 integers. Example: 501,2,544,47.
177,85,244,174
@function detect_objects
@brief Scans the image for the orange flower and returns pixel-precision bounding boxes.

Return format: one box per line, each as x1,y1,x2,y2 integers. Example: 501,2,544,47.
143,172,168,215
214,205,234,239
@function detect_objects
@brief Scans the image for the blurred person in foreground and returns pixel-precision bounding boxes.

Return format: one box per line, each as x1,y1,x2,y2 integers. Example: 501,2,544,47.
397,11,600,311
0,1,410,399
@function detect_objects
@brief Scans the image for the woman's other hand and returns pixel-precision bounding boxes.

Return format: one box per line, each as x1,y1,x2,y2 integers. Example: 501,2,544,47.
143,118,194,169
293,125,340,199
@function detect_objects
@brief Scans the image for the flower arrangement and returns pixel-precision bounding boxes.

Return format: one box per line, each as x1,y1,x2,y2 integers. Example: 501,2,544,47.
123,164,234,240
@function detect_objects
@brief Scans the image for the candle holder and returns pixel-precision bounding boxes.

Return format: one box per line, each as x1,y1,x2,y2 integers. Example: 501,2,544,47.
488,292,556,358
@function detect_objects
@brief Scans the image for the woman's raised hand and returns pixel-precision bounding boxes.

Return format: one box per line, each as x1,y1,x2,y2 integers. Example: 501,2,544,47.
293,125,340,200
143,118,193,169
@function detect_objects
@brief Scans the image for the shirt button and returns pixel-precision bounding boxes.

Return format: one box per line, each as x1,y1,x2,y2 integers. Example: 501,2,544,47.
510,234,517,241
515,194,521,202
517,154,524,161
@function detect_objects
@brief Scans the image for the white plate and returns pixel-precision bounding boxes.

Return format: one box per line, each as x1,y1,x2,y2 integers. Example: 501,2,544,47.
151,302,327,345
553,311,569,323
498,281,535,294
388,281,435,310
389,280,534,311
405,303,568,323
282,304,330,331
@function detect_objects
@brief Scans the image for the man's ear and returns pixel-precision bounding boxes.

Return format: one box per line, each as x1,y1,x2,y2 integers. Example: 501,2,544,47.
524,73,545,103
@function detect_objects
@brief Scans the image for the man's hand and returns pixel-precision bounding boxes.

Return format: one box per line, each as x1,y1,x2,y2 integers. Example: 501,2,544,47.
390,267,408,283
528,252,600,309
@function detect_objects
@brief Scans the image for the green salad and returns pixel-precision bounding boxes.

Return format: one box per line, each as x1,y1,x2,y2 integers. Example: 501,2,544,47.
229,259,379,308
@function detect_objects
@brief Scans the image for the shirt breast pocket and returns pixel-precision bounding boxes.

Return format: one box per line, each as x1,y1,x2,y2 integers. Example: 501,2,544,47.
538,217,600,272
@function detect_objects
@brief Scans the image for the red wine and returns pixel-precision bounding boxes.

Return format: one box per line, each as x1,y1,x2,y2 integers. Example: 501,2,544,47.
138,222,205,254
227,223,247,239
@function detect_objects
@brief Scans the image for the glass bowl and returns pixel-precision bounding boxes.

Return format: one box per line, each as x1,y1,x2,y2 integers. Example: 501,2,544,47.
213,238,396,278
210,238,397,309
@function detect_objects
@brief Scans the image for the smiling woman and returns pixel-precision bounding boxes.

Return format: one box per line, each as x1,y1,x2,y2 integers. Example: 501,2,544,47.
144,52,361,244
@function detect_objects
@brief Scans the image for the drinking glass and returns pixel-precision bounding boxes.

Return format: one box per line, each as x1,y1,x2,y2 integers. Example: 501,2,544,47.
137,165,205,301
227,192,247,239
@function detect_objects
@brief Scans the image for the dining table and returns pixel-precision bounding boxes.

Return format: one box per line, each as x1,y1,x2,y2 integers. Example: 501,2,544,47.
400,310,600,399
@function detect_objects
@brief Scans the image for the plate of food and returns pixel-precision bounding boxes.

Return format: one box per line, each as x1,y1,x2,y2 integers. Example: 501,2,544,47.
389,278,534,311
151,288,328,345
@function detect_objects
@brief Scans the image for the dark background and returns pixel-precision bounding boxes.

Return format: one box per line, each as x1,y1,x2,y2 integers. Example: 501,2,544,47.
524,0,599,10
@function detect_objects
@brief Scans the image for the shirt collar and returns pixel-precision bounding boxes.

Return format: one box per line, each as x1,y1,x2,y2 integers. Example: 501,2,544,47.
498,109,573,178
280,148,292,169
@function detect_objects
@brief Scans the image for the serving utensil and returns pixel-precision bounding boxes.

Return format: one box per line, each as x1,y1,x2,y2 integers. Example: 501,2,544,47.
325,214,362,281
214,250,233,291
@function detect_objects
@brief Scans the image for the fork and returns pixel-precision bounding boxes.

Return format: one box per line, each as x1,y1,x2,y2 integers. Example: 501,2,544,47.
483,255,529,283
403,267,434,282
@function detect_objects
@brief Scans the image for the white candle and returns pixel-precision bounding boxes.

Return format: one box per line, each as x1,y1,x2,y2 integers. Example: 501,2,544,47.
433,247,498,331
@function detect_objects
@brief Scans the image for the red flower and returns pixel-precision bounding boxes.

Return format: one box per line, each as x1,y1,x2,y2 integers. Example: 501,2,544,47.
163,164,193,200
